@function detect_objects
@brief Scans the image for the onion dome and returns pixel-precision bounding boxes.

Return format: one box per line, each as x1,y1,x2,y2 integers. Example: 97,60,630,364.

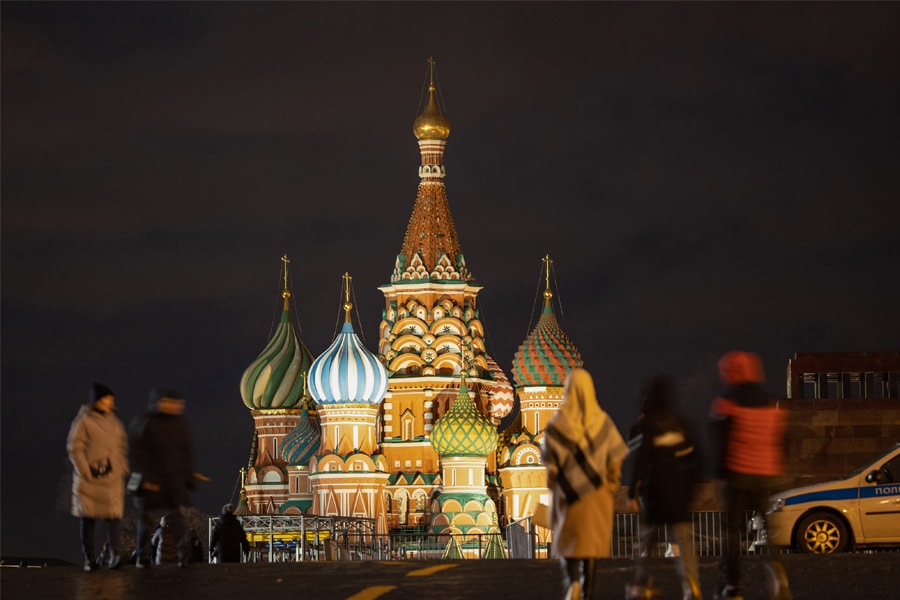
280,394,320,467
240,256,314,410
431,372,499,457
511,256,583,387
485,355,515,421
413,57,450,141
308,273,388,405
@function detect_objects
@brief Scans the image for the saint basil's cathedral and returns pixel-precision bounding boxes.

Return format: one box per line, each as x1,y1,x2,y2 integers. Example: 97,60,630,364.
236,60,583,547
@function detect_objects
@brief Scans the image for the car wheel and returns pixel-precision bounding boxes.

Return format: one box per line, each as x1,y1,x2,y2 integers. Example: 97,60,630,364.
796,512,848,554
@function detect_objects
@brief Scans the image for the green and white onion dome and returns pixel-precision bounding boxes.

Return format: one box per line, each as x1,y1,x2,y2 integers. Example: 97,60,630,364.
240,302,314,410
431,373,498,457
308,320,388,405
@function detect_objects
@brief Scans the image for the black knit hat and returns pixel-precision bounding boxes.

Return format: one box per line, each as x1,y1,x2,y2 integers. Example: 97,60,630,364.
90,382,115,404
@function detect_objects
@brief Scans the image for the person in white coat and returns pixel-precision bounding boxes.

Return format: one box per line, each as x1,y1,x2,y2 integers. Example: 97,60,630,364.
67,382,129,571
542,368,629,600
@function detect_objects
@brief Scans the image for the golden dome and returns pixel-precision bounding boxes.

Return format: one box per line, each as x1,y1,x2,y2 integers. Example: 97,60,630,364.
413,83,450,140
413,58,451,140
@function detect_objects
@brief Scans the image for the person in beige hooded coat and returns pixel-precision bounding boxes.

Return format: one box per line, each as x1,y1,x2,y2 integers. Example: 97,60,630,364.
67,382,129,571
542,368,629,600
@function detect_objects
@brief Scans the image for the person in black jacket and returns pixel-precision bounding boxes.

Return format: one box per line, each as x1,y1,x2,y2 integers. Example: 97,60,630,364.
210,504,249,563
626,375,701,600
129,387,196,568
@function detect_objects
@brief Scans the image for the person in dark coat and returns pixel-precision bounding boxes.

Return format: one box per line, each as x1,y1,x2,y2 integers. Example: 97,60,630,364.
129,387,196,568
150,514,178,564
626,375,701,600
210,503,249,563
187,529,204,564
67,382,129,571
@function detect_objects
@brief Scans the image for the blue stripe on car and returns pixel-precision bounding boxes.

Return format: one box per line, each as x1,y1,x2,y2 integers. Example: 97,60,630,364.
785,484,900,506
785,488,858,506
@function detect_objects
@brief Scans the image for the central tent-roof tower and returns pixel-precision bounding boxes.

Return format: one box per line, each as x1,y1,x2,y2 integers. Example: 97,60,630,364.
376,59,512,530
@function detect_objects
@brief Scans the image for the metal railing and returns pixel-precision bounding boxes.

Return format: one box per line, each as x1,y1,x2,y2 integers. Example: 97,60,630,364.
507,511,761,560
223,511,764,563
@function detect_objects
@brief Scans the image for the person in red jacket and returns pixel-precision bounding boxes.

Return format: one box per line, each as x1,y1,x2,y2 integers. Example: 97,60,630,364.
709,351,791,600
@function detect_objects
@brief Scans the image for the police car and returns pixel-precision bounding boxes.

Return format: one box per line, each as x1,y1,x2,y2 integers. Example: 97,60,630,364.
757,443,900,553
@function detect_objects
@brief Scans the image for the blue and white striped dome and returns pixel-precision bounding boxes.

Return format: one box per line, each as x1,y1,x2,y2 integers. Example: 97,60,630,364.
308,321,388,405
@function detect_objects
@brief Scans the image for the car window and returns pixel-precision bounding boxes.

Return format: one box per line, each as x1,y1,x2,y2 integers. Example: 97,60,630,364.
848,445,900,478
878,455,899,484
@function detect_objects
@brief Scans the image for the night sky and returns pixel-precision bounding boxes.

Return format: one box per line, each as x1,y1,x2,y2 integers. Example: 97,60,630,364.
2,3,898,563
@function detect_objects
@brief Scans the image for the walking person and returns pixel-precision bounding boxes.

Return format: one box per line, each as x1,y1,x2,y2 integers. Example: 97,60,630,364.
709,351,791,600
150,514,179,564
210,503,250,563
542,368,629,600
67,382,129,571
129,387,196,568
626,375,702,600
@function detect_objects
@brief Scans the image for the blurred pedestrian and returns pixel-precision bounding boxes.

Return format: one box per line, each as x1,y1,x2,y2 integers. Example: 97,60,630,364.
210,503,250,563
67,382,129,571
129,387,196,568
542,368,629,600
709,351,791,600
188,528,205,564
150,514,179,564
626,375,702,600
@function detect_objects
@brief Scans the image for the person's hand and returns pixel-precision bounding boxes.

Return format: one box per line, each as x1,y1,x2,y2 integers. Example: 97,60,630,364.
142,482,161,492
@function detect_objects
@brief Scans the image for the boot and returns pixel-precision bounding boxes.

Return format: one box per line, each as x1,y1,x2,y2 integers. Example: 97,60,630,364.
766,562,792,600
714,584,742,600
625,583,655,600
106,550,123,570
682,575,702,600
83,555,98,572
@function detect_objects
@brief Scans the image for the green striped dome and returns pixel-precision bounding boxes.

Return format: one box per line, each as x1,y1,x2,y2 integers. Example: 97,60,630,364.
431,374,498,457
240,306,314,410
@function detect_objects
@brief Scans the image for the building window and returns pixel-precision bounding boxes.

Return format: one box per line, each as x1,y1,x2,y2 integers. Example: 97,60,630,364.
402,409,415,441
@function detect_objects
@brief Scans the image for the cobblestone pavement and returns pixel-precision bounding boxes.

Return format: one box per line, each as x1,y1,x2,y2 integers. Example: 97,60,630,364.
2,554,898,600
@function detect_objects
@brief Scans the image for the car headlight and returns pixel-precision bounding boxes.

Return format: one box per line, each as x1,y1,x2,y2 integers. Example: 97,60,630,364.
767,497,784,515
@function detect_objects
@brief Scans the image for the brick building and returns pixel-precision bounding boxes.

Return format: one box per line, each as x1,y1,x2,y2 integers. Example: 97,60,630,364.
780,351,900,487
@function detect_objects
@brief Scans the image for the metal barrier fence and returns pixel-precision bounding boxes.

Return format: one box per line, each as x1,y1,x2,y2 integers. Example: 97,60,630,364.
507,511,762,560
218,511,898,563
224,511,764,563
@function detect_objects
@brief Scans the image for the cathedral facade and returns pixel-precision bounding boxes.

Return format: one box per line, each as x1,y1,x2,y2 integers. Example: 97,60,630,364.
236,60,582,547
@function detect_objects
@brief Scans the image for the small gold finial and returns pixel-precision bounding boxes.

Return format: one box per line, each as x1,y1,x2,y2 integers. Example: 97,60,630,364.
342,272,353,323
428,56,436,91
300,372,308,406
281,254,291,310
542,255,554,306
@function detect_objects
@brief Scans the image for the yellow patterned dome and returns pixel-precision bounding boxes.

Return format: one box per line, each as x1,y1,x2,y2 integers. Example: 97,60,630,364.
431,373,498,457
